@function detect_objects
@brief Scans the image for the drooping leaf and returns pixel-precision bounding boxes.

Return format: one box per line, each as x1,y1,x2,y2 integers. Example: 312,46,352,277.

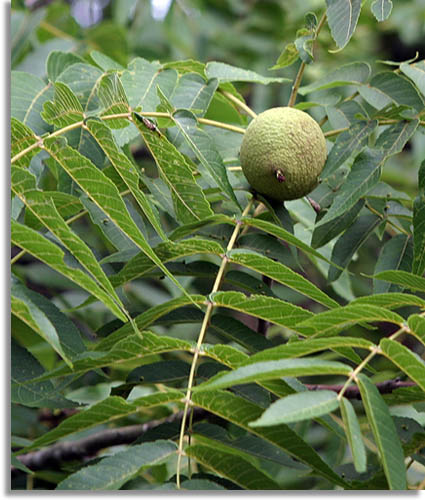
171,110,241,210
407,314,425,345
380,338,425,391
132,112,213,224
371,0,393,21
328,213,381,282
322,120,378,178
339,397,367,473
357,374,407,490
227,249,339,309
326,0,362,50
413,160,425,275
57,440,177,490
42,135,190,300
373,234,413,293
250,390,339,426
85,118,166,240
311,199,364,248
319,149,385,227
186,444,279,490
11,220,128,323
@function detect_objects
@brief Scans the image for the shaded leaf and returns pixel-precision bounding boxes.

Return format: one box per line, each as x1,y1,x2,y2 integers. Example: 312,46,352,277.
375,119,419,157
373,270,425,293
371,0,393,21
326,0,362,50
41,82,84,128
340,397,367,473
57,441,177,490
380,338,425,391
250,391,339,426
357,374,407,490
205,61,290,84
413,160,425,275
400,60,425,99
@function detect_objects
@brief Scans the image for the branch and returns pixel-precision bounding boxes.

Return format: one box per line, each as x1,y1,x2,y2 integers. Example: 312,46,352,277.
13,408,207,473
306,379,416,400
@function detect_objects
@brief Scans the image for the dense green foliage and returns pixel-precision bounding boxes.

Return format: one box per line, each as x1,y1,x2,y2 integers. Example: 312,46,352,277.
11,0,425,491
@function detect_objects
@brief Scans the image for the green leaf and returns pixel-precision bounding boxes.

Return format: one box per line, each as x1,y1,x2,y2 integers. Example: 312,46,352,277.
371,0,393,21
11,339,76,409
132,112,213,224
358,72,425,111
311,199,364,248
250,390,339,426
339,397,367,473
210,291,312,329
400,60,425,99
94,296,205,352
41,82,84,128
373,234,413,293
352,292,425,310
11,117,42,168
326,0,362,50
248,336,374,363
328,214,381,282
191,390,348,487
11,71,54,134
380,338,425,391
46,50,84,82
242,217,334,266
97,72,130,128
11,220,128,323
18,390,184,453
57,440,177,490
319,149,385,227
90,49,125,71
111,238,223,287
294,304,404,337
186,444,279,490
322,120,378,178
169,73,218,116
270,42,299,70
205,61,290,84
228,249,339,309
373,270,425,293
299,62,370,95
194,358,352,392
85,119,166,240
171,110,241,211
408,315,425,345
357,374,407,490
42,135,190,301
11,165,129,320
413,160,425,275
375,120,419,157
169,214,235,241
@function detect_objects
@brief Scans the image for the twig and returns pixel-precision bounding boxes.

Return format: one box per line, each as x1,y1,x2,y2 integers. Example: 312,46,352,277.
306,379,416,400
176,197,254,488
287,11,327,107
13,408,207,474
221,91,257,119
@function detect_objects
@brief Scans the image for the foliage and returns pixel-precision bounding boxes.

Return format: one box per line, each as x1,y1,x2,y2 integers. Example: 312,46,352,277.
11,0,425,491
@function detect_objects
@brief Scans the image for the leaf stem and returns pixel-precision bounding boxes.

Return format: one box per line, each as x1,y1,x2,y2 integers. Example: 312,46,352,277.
287,11,327,107
175,196,254,488
221,91,257,119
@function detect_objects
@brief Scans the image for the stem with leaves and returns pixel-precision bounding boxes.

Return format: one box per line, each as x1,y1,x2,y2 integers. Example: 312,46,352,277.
176,196,254,488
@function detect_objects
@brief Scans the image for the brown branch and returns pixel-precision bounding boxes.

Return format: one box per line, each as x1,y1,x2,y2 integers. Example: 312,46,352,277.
13,408,207,473
305,379,416,399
